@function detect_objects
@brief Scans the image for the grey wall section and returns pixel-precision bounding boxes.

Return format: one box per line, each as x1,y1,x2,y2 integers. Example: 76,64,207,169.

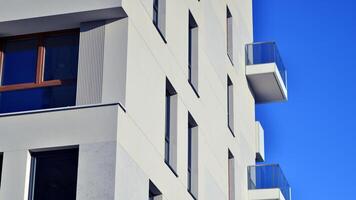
0,151,29,200
115,144,148,200
76,18,128,107
76,21,106,105
102,18,129,106
77,141,117,200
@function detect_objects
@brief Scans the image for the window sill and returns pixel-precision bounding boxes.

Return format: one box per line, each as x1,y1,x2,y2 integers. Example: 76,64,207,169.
153,23,167,44
165,161,178,177
188,81,200,98
188,189,197,200
227,54,234,66
228,126,235,137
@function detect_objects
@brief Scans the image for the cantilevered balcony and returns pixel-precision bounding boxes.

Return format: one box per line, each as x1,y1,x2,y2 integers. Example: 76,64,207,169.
245,42,288,103
248,164,291,200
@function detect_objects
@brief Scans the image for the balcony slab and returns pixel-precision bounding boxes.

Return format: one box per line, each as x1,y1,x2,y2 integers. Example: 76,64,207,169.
246,63,287,103
249,188,286,200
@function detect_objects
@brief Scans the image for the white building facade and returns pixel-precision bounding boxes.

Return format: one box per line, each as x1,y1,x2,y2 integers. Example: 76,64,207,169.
0,0,290,200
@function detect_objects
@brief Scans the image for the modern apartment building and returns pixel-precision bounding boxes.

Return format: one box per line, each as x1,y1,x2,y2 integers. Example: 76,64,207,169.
0,0,290,200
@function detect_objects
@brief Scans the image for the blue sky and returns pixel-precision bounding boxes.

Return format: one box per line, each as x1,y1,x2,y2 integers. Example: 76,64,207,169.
253,0,356,199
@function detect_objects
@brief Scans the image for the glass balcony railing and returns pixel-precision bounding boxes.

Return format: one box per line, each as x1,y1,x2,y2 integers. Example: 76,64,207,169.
248,164,291,200
245,42,287,88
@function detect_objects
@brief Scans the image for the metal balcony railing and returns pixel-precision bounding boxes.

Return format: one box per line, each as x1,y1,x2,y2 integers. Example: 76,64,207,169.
248,164,291,200
245,42,287,88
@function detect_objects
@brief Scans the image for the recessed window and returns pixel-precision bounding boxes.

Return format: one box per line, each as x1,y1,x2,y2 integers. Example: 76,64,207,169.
149,180,162,200
227,76,234,136
188,113,198,199
165,78,178,176
228,150,235,200
28,148,79,200
226,6,233,64
0,30,79,114
153,0,167,42
188,11,199,97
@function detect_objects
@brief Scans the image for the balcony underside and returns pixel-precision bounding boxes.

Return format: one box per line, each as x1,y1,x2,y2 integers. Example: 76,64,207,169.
246,63,287,103
249,189,286,200
0,5,126,36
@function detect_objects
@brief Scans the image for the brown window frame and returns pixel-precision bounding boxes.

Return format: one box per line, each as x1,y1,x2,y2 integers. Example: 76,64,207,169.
0,29,79,93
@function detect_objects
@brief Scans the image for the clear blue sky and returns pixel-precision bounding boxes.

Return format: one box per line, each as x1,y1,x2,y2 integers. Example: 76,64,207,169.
253,0,356,199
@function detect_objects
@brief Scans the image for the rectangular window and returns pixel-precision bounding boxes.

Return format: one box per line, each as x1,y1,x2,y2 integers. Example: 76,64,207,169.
153,0,167,42
149,180,162,200
227,76,234,135
0,30,79,114
188,12,199,97
227,7,233,64
0,153,3,187
228,150,235,200
165,78,178,175
28,148,79,200
188,113,198,199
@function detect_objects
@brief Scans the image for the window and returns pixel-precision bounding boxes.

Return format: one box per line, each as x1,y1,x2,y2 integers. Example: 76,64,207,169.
165,78,178,176
153,0,159,27
227,76,234,136
0,30,79,114
28,148,79,200
188,113,198,199
149,180,162,200
188,12,199,97
227,6,233,64
228,150,235,200
153,0,167,42
0,153,3,187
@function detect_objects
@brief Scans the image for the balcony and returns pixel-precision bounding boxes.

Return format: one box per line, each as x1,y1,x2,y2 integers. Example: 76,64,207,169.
248,164,291,200
245,42,288,103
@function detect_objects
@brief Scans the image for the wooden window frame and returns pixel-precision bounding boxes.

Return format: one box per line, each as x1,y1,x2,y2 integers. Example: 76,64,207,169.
0,29,79,93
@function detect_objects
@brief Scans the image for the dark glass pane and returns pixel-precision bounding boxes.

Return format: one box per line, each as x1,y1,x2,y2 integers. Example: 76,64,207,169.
31,149,78,200
188,126,192,170
164,140,169,163
187,170,192,192
0,84,76,114
2,39,38,85
153,0,159,26
0,153,3,186
44,34,79,81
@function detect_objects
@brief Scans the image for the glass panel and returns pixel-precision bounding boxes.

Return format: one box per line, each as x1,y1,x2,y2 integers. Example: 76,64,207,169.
248,165,291,200
2,39,38,85
0,84,76,114
31,149,78,200
44,34,79,81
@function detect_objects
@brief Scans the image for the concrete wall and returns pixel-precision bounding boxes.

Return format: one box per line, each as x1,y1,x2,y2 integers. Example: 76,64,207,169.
0,0,258,199
116,0,256,199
